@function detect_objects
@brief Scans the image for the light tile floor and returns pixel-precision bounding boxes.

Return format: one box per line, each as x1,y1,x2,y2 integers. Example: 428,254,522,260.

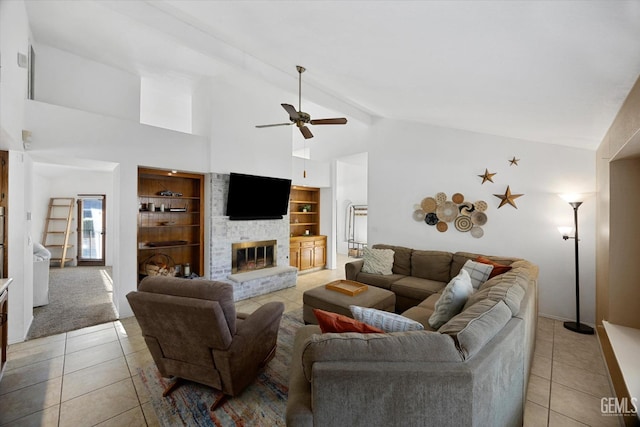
0,258,621,426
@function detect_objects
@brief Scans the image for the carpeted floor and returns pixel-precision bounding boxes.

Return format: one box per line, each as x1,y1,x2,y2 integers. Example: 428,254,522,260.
27,266,118,340
138,309,303,426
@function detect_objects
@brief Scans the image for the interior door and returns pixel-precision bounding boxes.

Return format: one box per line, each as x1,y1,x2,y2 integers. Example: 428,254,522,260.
77,195,105,266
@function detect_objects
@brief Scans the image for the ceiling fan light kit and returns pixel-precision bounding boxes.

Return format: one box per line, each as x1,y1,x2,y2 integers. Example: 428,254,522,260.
256,65,348,139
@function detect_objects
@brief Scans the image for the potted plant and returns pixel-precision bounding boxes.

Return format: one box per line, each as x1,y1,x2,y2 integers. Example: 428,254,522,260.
301,204,312,212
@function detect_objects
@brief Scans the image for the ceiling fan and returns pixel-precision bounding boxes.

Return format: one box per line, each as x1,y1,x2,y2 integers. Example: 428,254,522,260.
256,65,348,139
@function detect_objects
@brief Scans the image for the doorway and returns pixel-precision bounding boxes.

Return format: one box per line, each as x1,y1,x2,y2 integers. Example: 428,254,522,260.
77,194,105,266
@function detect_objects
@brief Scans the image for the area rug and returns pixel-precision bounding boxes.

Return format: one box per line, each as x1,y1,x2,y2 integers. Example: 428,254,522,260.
27,266,118,339
138,309,304,426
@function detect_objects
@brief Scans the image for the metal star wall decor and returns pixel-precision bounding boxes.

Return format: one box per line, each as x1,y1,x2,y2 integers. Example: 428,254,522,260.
494,186,524,209
478,168,497,184
509,156,520,166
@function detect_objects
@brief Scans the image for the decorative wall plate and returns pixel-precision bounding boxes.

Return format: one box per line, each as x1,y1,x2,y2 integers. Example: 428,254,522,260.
425,212,439,225
458,202,474,216
413,209,426,222
436,201,458,222
436,221,448,232
471,211,487,226
420,197,437,213
435,192,447,205
452,193,464,204
454,216,473,232
470,226,484,238
474,200,488,212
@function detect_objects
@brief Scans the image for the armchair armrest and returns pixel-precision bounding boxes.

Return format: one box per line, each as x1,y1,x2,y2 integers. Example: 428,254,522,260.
345,259,364,280
236,301,285,337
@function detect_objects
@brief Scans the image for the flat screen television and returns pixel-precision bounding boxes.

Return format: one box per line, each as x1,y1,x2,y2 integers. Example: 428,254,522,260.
226,172,292,220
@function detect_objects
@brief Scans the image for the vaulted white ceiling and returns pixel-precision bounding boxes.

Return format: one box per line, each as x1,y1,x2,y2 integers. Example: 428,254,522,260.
25,0,640,150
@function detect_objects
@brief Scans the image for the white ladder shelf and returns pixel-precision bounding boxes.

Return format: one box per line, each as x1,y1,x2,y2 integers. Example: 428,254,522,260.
42,197,75,268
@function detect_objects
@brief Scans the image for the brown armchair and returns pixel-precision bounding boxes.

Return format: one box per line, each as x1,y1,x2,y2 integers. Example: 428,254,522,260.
126,276,284,411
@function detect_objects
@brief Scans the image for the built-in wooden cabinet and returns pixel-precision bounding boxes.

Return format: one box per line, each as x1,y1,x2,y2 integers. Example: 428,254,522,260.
290,235,326,272
289,185,326,272
137,168,204,282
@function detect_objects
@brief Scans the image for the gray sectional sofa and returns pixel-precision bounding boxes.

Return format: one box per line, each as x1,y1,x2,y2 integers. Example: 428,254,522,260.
287,244,539,427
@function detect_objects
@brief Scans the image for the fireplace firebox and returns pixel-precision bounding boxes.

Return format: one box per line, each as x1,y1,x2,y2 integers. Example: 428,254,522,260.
232,240,277,274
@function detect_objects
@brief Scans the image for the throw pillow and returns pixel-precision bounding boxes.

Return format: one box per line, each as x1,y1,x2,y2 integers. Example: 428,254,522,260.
428,269,474,329
350,305,424,332
361,247,395,275
313,309,384,334
475,256,513,279
461,259,494,289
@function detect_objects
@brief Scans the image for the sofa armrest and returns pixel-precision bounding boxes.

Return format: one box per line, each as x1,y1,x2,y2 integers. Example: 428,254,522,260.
345,259,364,280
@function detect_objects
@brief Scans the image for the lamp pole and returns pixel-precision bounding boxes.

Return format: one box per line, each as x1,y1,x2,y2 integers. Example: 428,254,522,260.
564,201,594,334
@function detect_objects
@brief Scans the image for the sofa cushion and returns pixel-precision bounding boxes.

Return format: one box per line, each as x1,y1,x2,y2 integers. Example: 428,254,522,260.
355,272,406,290
475,256,513,279
439,299,513,359
411,250,453,282
451,252,518,279
301,331,463,381
401,305,437,330
350,305,424,332
464,281,526,315
391,276,446,302
479,264,532,293
461,260,493,289
361,247,395,275
373,244,413,275
428,269,474,329
313,309,384,334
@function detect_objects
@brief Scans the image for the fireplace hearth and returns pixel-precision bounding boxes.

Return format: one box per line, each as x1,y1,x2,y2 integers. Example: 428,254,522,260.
232,240,277,274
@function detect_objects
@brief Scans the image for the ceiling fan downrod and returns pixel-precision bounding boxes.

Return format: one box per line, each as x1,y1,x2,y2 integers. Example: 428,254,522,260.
296,65,305,113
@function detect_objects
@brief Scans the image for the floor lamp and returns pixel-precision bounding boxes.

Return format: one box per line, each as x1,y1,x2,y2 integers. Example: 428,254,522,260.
558,195,594,335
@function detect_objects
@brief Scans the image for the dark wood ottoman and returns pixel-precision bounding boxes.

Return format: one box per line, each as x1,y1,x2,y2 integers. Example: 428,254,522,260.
303,281,396,325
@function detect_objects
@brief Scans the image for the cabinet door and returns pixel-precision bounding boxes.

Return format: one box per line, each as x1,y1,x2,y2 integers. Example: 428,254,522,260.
289,246,300,268
313,244,326,267
300,246,314,270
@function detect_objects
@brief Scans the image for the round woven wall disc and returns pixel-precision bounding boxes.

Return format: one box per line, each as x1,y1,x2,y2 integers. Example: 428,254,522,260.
421,197,437,213
470,226,484,238
436,201,458,222
452,193,464,204
471,211,488,226
454,215,473,232
436,221,448,232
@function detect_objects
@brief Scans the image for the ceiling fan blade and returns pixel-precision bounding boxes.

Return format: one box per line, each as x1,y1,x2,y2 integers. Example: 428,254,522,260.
299,125,314,139
281,103,300,120
255,123,293,128
310,118,348,125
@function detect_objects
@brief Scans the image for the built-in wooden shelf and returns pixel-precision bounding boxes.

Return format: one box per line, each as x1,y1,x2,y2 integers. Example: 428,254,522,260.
602,320,640,420
137,167,204,282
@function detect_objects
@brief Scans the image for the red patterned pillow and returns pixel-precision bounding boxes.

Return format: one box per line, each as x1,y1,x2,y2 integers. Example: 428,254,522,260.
475,256,512,279
313,309,384,334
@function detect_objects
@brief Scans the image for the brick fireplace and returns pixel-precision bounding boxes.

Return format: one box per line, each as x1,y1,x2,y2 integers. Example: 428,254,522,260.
232,239,277,273
209,173,297,301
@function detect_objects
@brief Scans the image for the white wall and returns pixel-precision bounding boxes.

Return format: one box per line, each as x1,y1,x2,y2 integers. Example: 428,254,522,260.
368,119,597,324
140,75,192,134
32,43,140,122
0,0,37,343
209,74,293,179
24,100,210,325
0,0,30,151
336,153,368,254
